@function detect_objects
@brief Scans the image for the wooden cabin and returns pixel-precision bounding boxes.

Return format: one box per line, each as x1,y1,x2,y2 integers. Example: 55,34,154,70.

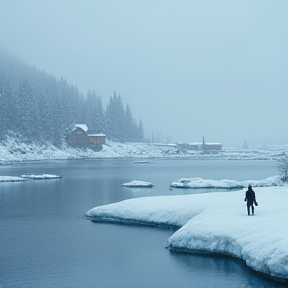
65,124,88,146
65,124,105,149
87,131,106,145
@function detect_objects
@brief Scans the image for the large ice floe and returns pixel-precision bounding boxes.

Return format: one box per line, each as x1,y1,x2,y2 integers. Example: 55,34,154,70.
21,173,62,180
170,175,282,189
86,177,288,281
0,174,62,182
0,176,26,182
170,177,244,189
121,180,154,188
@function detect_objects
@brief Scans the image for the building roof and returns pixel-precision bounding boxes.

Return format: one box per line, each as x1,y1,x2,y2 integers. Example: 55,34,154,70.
189,142,222,145
73,124,88,132
87,133,106,137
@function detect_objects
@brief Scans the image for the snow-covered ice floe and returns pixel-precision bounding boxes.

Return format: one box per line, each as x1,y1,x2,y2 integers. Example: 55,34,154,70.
170,175,283,189
133,160,153,164
0,176,26,182
170,177,244,189
121,180,154,188
0,174,62,182
86,185,288,281
21,173,62,180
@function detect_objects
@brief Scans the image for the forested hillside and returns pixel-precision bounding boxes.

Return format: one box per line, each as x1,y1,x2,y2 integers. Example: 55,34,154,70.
0,50,144,144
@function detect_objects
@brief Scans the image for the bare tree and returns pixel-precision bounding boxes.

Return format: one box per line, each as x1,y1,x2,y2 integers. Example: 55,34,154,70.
277,153,288,182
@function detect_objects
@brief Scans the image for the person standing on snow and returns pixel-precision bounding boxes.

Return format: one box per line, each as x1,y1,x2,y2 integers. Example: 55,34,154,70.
244,185,257,215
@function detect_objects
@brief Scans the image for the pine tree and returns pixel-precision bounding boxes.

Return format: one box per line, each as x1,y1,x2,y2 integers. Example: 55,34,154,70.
124,103,134,141
95,95,104,132
137,119,145,142
85,90,104,131
105,94,117,140
69,84,84,124
115,94,126,140
17,77,38,139
35,91,50,140
0,73,13,137
0,50,146,144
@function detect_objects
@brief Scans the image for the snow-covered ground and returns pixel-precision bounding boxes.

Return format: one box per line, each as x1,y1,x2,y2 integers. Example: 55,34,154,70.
86,180,288,281
0,135,287,163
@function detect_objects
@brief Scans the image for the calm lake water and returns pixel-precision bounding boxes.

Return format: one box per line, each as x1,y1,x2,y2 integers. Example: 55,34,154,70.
0,159,286,288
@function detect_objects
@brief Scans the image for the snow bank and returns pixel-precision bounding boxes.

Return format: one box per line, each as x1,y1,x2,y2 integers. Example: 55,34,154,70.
0,137,73,162
0,136,179,162
86,185,288,281
165,188,288,280
87,194,200,227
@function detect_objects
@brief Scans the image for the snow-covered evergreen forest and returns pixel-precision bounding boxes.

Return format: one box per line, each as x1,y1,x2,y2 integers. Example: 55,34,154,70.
0,50,144,144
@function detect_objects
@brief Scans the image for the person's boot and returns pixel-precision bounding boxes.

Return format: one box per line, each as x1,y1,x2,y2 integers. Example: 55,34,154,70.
247,207,250,216
252,206,254,215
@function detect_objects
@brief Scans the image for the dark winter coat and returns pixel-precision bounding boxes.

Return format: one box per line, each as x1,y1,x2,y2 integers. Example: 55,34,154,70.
245,187,256,206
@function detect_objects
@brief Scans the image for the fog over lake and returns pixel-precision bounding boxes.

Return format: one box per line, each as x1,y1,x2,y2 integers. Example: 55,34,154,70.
0,0,287,146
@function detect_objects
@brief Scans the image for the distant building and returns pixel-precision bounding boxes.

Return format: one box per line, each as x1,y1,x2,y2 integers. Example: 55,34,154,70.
201,137,222,151
187,143,203,151
177,137,222,152
64,124,105,150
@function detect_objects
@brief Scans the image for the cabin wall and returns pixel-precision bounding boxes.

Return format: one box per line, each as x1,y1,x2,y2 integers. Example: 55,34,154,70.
88,136,105,145
65,128,88,146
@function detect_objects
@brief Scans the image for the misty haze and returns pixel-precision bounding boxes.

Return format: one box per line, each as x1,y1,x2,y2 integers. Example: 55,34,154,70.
0,1,288,288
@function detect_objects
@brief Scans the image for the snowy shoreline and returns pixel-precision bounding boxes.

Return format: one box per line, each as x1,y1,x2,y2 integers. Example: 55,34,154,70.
1,136,288,163
86,185,288,282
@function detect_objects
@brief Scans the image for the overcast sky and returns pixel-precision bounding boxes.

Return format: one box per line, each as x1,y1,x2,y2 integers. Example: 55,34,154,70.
0,0,287,147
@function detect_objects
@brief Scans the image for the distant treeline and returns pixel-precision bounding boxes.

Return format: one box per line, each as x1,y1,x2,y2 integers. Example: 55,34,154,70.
0,50,144,144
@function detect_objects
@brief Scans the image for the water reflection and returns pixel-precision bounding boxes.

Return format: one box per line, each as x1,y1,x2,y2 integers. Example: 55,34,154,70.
169,250,287,288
